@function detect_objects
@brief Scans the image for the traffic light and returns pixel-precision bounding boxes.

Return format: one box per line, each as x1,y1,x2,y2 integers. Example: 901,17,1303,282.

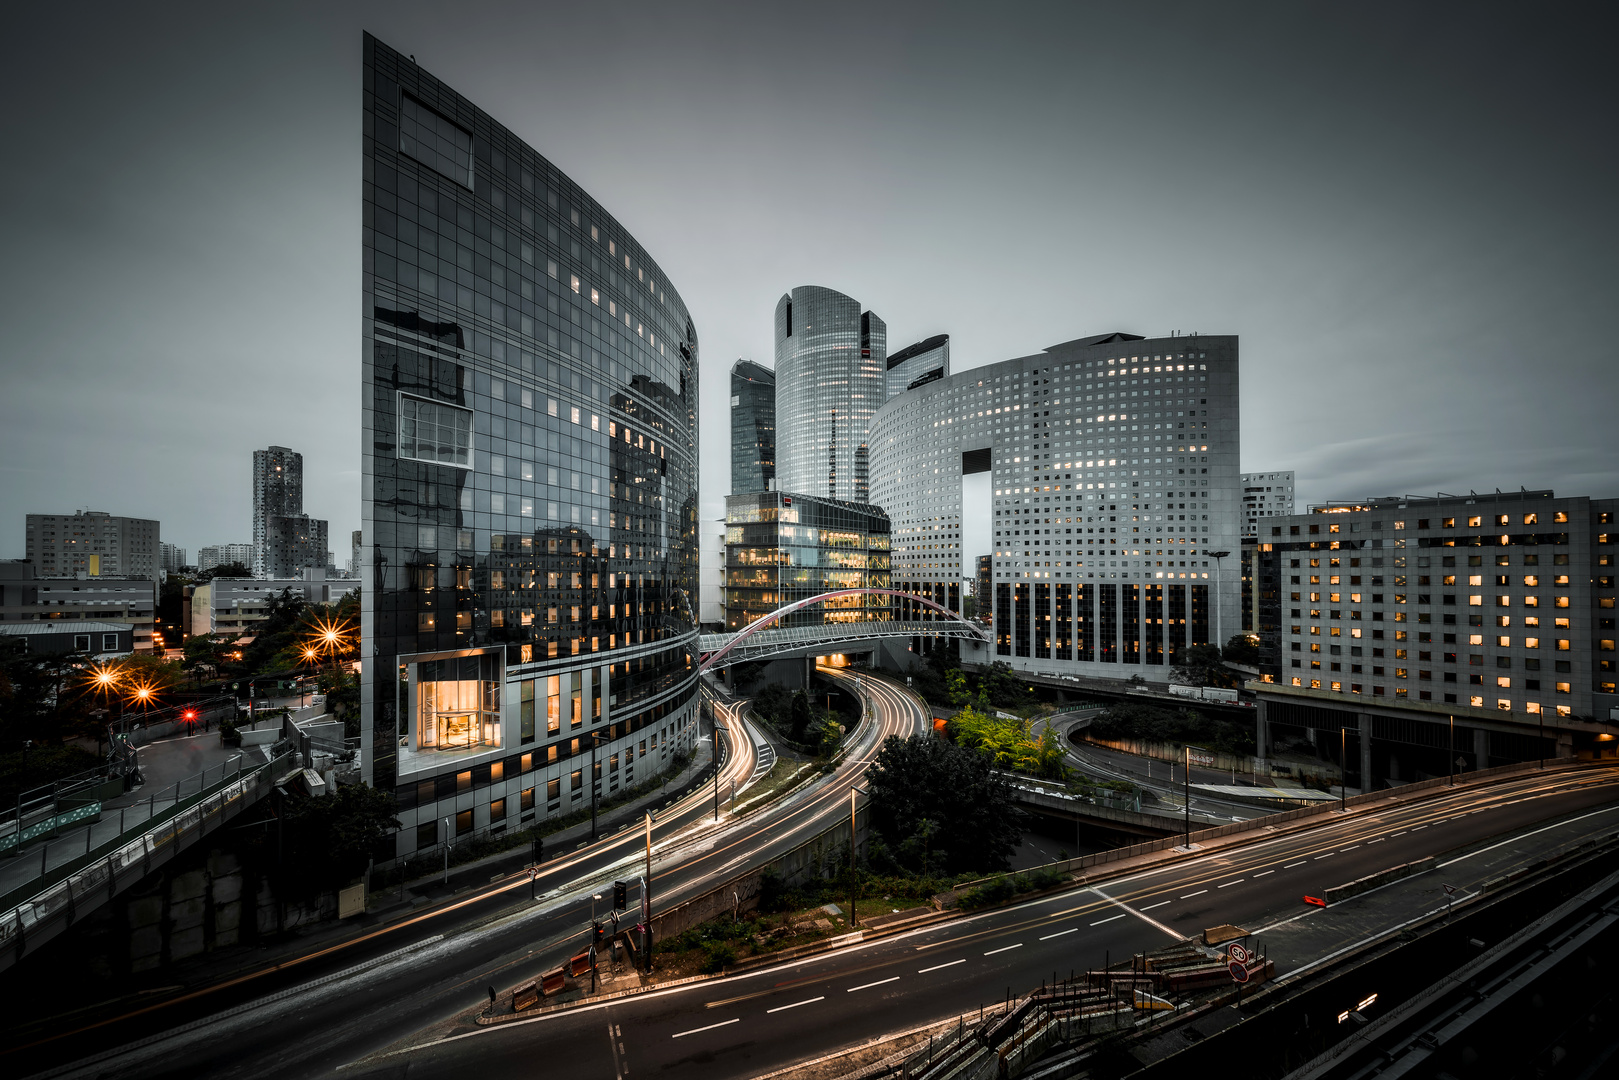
592,921,605,946
613,880,627,911
532,836,544,864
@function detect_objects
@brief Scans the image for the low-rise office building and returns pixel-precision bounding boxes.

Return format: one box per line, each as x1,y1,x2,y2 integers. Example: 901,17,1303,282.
724,491,891,634
0,561,158,651
0,620,136,657
191,571,358,639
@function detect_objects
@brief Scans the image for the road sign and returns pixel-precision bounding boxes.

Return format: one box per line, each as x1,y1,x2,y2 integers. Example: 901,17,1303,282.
1229,960,1250,983
1443,883,1457,896
1228,943,1249,964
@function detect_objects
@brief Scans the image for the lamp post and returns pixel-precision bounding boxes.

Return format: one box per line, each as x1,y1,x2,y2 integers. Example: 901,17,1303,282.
1449,714,1455,786
1208,551,1231,651
849,786,867,928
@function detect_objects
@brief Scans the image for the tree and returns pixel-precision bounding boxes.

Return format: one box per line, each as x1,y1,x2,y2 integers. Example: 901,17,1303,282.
1172,643,1228,687
948,706,1067,780
279,783,400,894
196,561,252,583
750,683,793,730
183,632,230,675
789,690,813,743
865,734,1021,875
1223,633,1261,667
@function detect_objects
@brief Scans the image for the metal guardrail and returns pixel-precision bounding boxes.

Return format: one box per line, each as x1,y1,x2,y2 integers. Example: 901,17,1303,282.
0,748,292,972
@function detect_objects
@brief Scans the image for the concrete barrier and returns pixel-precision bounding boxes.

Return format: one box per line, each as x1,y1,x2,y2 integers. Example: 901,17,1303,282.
1323,856,1434,905
239,728,278,747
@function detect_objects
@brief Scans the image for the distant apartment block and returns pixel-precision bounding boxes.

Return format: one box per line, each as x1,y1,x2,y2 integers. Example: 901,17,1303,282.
191,570,358,640
0,561,158,651
1241,470,1294,537
25,510,160,582
252,446,330,578
160,542,187,574
197,543,255,574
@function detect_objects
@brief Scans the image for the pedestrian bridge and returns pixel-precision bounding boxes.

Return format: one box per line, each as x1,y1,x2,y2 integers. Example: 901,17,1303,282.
699,589,991,670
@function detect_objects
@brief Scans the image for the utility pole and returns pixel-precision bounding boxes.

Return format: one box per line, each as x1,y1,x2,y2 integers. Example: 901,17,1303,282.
1340,727,1347,812
1539,709,1545,770
1449,714,1455,786
442,816,450,884
1182,745,1191,848
713,708,722,822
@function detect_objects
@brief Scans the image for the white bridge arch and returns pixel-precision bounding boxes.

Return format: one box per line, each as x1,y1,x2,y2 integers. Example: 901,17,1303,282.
697,588,991,672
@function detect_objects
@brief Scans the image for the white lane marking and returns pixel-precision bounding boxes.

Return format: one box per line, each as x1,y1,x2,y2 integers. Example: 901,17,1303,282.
984,943,1023,955
1284,861,1307,868
848,977,901,992
1314,853,1335,860
1217,880,1242,888
1340,845,1360,851
1392,830,1408,837
1141,900,1171,910
1090,914,1126,925
1439,804,1619,868
919,959,967,972
1038,929,1078,941
1180,890,1207,899
673,1018,740,1038
766,996,824,1013
1432,818,1447,824
1413,825,1427,831
1367,838,1386,844
1253,870,1275,878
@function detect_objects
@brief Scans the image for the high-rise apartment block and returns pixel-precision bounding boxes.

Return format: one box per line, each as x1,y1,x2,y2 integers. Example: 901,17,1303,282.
252,446,330,577
885,334,948,402
729,359,776,495
362,36,700,859
160,542,187,574
773,286,885,503
1251,489,1617,788
1241,470,1295,536
870,332,1242,678
25,510,160,581
196,543,255,574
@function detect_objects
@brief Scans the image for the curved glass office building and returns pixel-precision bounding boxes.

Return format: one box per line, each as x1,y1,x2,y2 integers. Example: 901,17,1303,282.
362,35,700,857
773,286,885,503
870,333,1241,680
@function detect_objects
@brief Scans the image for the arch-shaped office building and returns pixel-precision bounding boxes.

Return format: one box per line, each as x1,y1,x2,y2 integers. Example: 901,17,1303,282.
361,35,700,857
869,333,1241,680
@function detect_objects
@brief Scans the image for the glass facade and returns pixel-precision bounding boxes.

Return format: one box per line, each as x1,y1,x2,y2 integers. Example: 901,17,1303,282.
723,491,891,631
885,334,949,403
729,359,776,495
362,35,700,857
773,286,885,503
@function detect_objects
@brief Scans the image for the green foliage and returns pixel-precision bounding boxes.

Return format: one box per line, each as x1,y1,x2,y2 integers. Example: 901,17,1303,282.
700,941,737,972
789,691,813,743
750,683,793,730
1223,633,1261,667
947,706,1067,779
865,734,1022,876
957,866,1067,909
279,783,400,894
195,561,252,583
0,743,104,803
1172,643,1231,687
1087,701,1256,756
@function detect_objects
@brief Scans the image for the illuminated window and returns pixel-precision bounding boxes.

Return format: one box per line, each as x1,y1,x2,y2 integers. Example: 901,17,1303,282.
1555,682,1571,694
1497,676,1511,688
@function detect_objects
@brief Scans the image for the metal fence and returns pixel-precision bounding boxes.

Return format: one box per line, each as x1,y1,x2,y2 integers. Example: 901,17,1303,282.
0,748,291,973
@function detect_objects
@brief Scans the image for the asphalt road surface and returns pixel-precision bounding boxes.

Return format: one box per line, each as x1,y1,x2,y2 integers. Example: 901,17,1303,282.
14,670,929,1080
350,763,1619,1080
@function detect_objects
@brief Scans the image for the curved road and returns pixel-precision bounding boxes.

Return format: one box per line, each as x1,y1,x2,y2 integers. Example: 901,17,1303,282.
15,669,928,1079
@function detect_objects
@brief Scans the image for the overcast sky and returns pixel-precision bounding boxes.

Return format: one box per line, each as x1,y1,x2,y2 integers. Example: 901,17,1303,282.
2,2,1614,562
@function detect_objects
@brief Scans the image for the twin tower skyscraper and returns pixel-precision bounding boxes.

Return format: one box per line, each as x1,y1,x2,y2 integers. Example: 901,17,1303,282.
729,285,948,502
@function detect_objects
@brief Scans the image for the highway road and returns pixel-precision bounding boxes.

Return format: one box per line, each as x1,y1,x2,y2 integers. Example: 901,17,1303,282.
352,758,1619,1080
14,669,929,1080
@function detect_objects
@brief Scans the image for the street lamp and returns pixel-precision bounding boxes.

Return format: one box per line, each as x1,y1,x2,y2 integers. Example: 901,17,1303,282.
1449,714,1455,787
1208,551,1231,651
849,786,867,928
